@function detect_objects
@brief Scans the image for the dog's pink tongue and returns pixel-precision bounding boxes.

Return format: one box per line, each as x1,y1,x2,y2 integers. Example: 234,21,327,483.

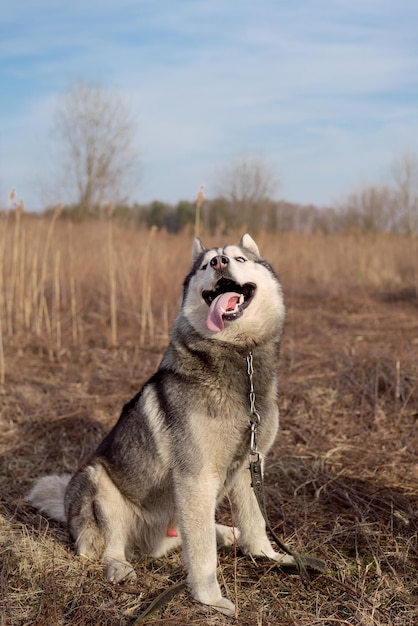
207,292,240,332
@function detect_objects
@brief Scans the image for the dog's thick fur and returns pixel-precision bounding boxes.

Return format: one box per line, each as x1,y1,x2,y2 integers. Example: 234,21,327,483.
28,234,292,615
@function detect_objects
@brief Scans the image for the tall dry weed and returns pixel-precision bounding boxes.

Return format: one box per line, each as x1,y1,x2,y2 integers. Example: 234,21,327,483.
67,221,79,345
139,226,156,346
107,203,117,347
40,205,61,332
53,250,61,350
6,200,24,336
195,184,205,238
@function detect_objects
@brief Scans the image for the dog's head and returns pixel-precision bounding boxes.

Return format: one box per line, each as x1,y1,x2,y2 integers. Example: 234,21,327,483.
181,234,285,346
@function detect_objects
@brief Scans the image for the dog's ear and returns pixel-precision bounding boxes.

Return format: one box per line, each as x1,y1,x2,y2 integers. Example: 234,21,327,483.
240,233,260,257
192,237,207,263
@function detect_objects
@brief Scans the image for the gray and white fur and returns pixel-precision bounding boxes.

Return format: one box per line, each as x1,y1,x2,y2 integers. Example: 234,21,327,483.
27,234,293,616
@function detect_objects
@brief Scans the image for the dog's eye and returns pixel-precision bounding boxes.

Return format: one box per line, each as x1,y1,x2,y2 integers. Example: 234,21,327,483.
235,256,246,263
201,263,208,270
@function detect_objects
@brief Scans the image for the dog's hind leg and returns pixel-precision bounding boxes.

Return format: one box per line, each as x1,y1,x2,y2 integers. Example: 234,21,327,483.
65,468,106,561
66,464,137,582
93,465,138,583
100,512,137,582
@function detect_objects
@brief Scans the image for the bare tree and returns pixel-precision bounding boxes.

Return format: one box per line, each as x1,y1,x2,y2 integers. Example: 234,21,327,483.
338,184,396,232
214,155,279,232
50,80,139,213
391,151,418,234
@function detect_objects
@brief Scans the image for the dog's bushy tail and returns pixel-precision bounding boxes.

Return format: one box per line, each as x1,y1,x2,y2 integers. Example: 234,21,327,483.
27,474,72,523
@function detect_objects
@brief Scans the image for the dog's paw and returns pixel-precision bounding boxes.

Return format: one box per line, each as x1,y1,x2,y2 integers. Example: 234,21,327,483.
215,523,240,548
194,592,235,616
104,556,137,583
272,552,296,565
209,597,235,616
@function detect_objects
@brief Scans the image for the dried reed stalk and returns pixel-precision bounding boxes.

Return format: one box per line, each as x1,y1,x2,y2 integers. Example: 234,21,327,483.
41,294,52,346
195,184,205,238
146,282,155,345
411,235,418,298
36,204,61,336
67,222,79,346
162,299,169,345
17,221,26,334
0,210,9,384
6,200,24,336
0,311,4,386
394,360,400,401
107,203,117,347
30,246,39,333
140,226,156,346
54,250,61,350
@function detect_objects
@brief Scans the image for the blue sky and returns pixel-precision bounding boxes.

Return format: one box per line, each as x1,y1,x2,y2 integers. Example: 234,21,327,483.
1,0,418,210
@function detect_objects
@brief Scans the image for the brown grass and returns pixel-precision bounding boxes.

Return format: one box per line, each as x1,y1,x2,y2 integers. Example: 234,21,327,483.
0,216,417,625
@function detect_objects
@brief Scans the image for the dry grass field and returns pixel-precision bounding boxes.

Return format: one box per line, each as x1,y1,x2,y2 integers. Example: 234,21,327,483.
0,212,417,625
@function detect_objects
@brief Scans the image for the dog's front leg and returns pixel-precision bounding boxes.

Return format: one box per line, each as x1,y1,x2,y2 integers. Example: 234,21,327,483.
174,470,235,616
230,463,295,565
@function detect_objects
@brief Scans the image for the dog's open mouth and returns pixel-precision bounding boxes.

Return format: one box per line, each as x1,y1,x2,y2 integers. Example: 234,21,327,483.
202,278,256,332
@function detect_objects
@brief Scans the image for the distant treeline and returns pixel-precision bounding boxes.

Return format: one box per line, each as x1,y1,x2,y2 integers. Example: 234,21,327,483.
47,185,418,235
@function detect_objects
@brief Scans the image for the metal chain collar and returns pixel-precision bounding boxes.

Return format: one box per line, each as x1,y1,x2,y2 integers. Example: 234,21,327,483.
246,351,261,459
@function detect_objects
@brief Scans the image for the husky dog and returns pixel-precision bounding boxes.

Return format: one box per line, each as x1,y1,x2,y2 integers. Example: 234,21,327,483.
28,234,292,615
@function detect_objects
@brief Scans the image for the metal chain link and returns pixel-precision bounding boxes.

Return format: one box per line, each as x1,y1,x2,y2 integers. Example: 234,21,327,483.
246,351,261,457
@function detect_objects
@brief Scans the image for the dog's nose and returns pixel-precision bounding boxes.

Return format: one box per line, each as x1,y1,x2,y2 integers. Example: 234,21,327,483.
210,255,229,271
